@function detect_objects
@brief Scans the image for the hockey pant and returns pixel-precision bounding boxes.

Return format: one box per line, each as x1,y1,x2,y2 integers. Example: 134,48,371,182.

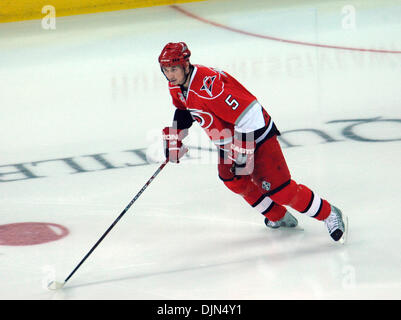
218,136,331,222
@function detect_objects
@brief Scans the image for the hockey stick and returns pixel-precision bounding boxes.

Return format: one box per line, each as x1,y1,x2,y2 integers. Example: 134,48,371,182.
48,159,169,290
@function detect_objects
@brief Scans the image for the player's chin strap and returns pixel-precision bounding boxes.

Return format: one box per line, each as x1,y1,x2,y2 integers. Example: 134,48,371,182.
182,64,194,86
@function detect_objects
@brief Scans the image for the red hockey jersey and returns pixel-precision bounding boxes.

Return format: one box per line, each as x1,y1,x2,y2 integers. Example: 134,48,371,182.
168,64,272,147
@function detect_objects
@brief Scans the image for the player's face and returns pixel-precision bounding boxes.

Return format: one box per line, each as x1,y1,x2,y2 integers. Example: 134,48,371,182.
162,65,186,85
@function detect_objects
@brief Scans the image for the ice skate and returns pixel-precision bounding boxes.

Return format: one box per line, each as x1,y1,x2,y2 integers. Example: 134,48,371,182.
324,205,348,243
264,211,298,229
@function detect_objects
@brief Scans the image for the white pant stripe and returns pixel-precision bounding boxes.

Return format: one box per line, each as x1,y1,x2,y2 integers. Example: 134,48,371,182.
304,194,322,217
255,196,273,214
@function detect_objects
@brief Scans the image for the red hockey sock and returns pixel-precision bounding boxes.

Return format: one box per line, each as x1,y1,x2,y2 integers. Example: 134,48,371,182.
263,202,287,222
250,195,287,221
222,175,287,221
313,199,331,221
270,180,331,221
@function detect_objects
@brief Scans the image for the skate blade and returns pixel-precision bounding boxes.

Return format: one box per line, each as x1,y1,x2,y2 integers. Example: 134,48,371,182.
48,281,65,290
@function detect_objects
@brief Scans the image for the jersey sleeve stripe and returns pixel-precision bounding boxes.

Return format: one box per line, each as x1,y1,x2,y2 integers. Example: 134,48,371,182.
255,118,273,144
234,100,258,127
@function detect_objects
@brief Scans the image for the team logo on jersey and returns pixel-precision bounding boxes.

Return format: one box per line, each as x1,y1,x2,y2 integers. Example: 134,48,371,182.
200,76,216,97
262,181,271,191
188,109,214,129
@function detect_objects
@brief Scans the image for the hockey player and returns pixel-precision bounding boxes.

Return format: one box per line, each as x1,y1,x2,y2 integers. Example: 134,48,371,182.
159,42,348,243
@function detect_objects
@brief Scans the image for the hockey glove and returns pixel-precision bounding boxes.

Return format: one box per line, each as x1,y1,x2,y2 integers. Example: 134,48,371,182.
162,127,188,163
228,133,256,176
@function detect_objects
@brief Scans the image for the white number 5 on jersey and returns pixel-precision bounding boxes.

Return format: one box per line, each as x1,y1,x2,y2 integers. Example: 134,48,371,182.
225,94,239,110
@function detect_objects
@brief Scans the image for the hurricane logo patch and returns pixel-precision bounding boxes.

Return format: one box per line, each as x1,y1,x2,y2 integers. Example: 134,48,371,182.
200,76,216,97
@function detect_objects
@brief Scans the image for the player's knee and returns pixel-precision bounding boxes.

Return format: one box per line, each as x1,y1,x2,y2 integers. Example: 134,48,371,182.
223,177,248,195
270,180,315,212
223,176,264,205
219,161,249,196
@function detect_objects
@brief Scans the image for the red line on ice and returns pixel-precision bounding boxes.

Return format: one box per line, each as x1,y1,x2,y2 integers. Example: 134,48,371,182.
171,5,401,54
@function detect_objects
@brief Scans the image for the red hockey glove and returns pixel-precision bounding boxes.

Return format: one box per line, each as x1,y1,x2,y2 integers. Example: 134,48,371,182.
228,134,256,176
162,127,188,163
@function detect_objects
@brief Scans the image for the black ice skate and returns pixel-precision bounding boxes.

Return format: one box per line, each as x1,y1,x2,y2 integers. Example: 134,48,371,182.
324,205,348,243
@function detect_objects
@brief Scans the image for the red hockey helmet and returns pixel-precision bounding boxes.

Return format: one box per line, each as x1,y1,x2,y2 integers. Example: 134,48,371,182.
158,42,191,68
